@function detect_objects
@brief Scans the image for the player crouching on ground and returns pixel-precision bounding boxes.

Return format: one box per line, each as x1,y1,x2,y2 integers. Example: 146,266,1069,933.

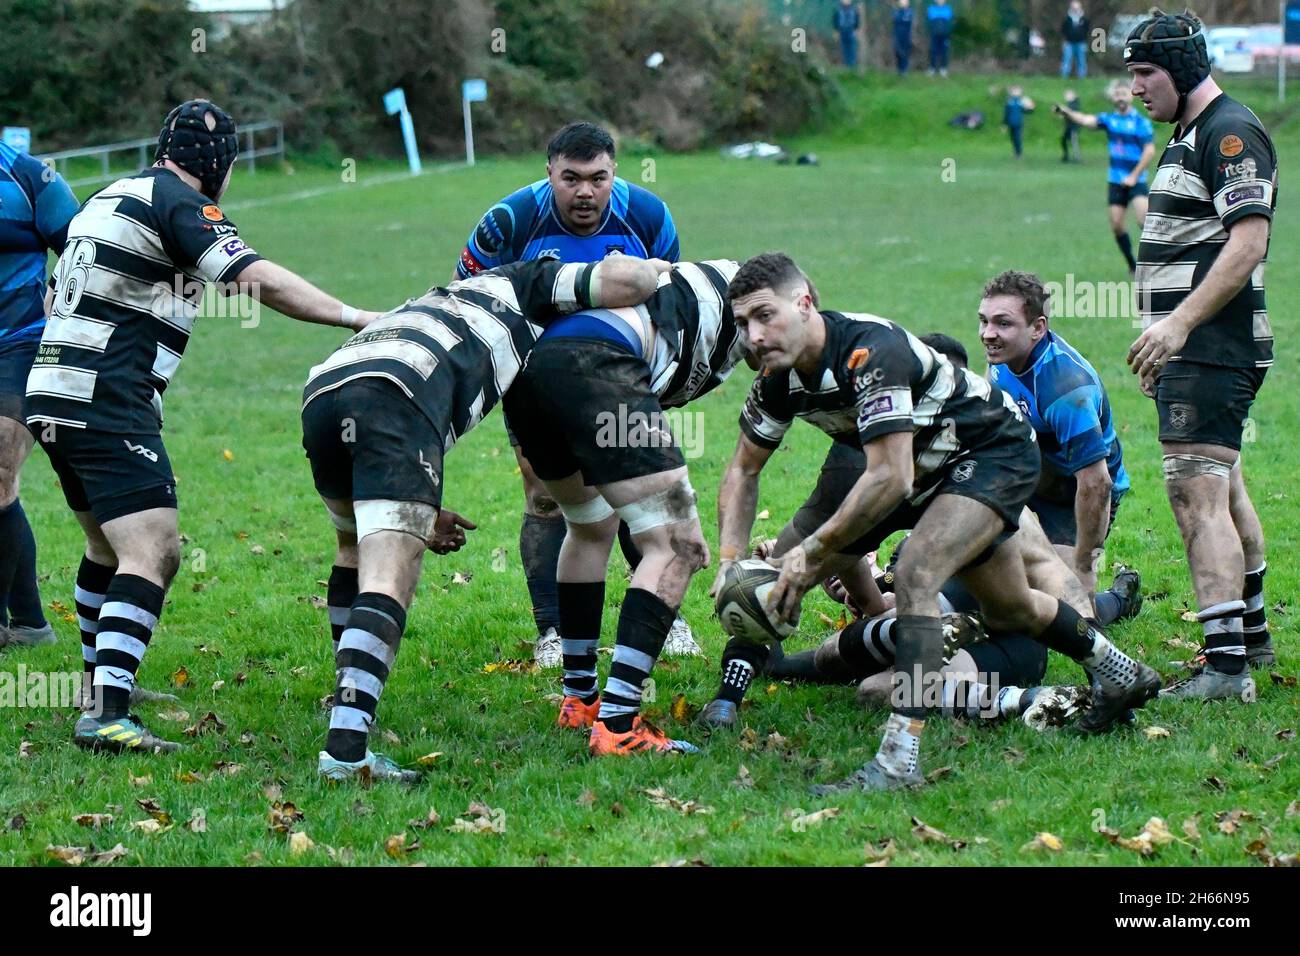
702,333,1098,731
303,255,668,781
502,260,748,756
28,100,381,755
719,252,1160,792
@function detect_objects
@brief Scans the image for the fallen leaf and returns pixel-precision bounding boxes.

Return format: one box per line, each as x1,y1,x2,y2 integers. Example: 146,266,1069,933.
187,809,207,833
1261,753,1286,771
610,802,625,818
576,789,597,808
791,807,840,830
863,838,897,865
8,814,26,831
450,572,471,586
135,799,172,825
911,816,966,849
1022,831,1064,852
765,683,779,695
238,732,255,746
925,766,953,783
1204,775,1226,791
734,764,755,790
212,761,243,776
643,788,714,816
18,740,34,758
407,809,441,830
289,830,314,855
670,694,696,723
482,658,539,675
1286,801,1299,818
1183,817,1202,841
182,711,226,737
1002,747,1024,763
46,845,86,866
249,545,265,556
1215,809,1255,834
130,819,169,834
222,448,234,462
171,666,189,688
1277,729,1296,741
91,844,129,865
157,709,190,723
267,801,304,834
128,773,152,788
1269,672,1297,688
73,813,114,829
756,509,770,520
1143,726,1171,740
416,752,443,767
382,729,401,746
738,727,759,751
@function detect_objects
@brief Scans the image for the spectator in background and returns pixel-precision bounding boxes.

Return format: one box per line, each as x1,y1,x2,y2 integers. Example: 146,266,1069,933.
1061,0,1090,78
927,0,954,76
1060,87,1082,162
893,0,915,75
834,0,861,70
1004,85,1035,159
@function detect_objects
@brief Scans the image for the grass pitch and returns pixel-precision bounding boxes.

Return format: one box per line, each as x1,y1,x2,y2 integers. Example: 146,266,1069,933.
2,73,1297,867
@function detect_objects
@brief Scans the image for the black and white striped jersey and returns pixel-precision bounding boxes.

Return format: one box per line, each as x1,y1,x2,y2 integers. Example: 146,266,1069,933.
302,259,596,449
740,312,1032,489
26,168,261,432
1137,94,1276,369
645,260,744,408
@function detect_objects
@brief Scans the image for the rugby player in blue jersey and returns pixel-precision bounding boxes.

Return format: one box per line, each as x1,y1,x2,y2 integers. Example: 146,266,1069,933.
980,270,1141,624
453,122,694,667
0,141,79,649
1055,80,1156,272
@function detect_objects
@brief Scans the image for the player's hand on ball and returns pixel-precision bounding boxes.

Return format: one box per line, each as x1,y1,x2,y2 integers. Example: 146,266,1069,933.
768,545,818,627
429,508,477,554
708,559,736,599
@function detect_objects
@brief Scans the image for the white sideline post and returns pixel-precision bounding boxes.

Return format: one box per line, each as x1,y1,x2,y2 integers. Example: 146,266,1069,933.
462,78,487,167
383,87,422,176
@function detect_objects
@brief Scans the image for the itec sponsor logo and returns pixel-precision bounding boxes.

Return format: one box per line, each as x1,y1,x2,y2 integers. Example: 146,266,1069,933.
1219,157,1257,181
50,886,152,936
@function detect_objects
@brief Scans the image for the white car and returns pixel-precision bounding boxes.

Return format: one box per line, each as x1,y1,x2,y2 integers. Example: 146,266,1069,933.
1207,26,1254,73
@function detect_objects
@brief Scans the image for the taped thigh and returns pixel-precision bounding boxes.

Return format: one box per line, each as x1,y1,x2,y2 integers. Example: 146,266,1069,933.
616,479,698,535
353,499,436,541
1162,454,1232,482
558,494,615,526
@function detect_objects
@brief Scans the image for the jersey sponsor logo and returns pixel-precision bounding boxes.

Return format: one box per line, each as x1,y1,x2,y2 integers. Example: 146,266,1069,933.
950,459,976,483
604,244,626,256
858,394,893,421
198,203,227,223
1017,399,1031,419
1224,184,1265,207
539,248,561,259
123,439,159,463
459,247,485,276
1218,134,1244,158
846,347,871,370
221,238,248,257
1219,157,1257,180
1168,403,1194,431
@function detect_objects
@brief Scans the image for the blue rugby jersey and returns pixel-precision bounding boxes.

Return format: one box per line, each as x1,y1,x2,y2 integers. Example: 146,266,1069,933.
455,177,679,280
988,331,1129,498
1096,109,1154,185
0,143,79,348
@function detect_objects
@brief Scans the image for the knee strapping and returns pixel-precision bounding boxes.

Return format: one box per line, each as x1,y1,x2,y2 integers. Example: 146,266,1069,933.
353,499,436,541
1163,454,1232,481
326,506,357,535
558,495,615,526
616,480,698,535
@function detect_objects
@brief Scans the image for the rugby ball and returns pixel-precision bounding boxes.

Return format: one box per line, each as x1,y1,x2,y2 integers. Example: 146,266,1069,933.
714,558,797,645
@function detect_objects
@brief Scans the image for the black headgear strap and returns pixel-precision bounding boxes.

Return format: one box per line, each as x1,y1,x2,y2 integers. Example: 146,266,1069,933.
1124,9,1211,123
155,100,239,200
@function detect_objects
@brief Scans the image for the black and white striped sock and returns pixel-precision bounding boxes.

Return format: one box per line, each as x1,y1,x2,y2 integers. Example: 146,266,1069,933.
597,588,675,732
557,581,604,702
327,592,406,763
1200,600,1247,675
834,615,898,677
95,574,166,720
326,565,359,658
1243,563,1269,648
74,556,117,691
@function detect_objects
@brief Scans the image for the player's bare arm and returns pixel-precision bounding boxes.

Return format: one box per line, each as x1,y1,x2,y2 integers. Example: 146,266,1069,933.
233,258,380,331
711,431,774,596
1128,214,1270,376
1123,141,1157,186
1053,104,1099,129
587,255,671,308
1071,458,1113,592
769,430,913,624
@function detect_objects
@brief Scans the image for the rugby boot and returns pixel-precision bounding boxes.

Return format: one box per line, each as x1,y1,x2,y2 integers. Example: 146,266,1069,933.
589,716,698,756
810,758,923,795
533,627,563,669
556,693,600,729
73,713,180,754
1109,566,1143,621
318,749,419,783
1160,664,1256,702
662,615,702,657
1078,661,1161,733
695,698,738,730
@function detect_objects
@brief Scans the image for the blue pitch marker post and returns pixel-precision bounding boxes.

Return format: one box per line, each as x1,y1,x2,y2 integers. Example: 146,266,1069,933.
462,78,487,167
383,87,422,176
